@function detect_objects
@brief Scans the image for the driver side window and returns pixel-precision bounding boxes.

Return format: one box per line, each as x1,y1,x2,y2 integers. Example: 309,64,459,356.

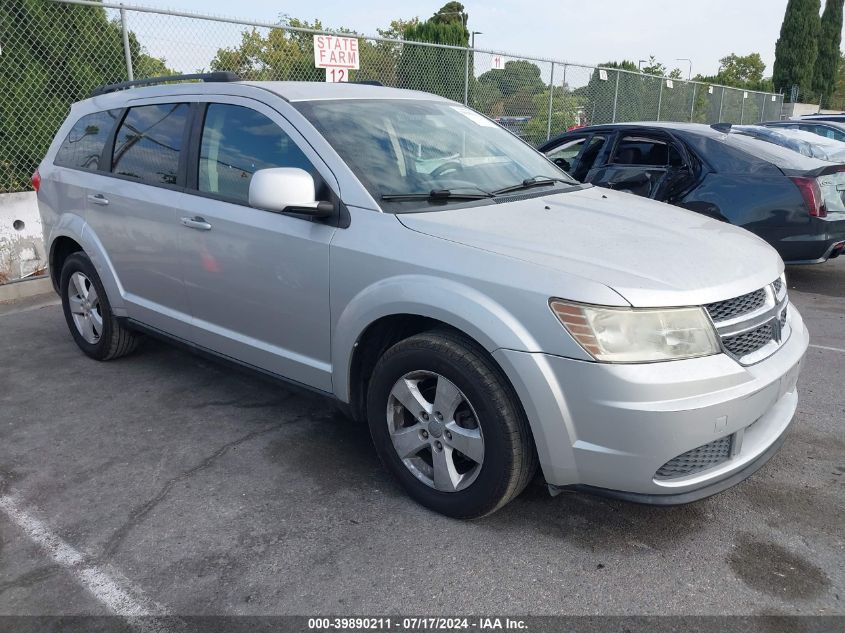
547,138,587,167
545,135,606,182
198,103,318,206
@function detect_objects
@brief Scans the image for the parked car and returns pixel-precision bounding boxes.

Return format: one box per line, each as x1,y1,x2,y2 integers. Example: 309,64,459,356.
727,125,845,162
763,118,845,143
795,113,845,124
538,122,845,264
35,75,808,517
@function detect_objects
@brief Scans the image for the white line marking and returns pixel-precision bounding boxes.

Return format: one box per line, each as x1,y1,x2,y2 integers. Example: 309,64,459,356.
0,493,175,632
810,344,845,354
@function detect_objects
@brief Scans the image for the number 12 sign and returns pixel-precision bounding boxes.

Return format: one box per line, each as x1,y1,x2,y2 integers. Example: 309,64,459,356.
313,34,359,83
325,68,348,83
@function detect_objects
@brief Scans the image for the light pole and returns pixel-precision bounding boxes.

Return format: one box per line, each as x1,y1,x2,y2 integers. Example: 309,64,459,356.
676,58,692,80
471,31,482,48
638,59,648,71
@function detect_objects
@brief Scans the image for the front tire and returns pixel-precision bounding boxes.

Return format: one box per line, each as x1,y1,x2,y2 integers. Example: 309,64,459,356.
60,252,139,361
367,329,537,518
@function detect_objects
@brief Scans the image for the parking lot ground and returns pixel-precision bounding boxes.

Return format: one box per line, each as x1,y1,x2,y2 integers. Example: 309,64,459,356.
0,260,843,618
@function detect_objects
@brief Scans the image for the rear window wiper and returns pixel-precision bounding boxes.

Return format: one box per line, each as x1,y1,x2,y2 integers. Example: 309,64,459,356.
492,176,572,196
381,188,493,201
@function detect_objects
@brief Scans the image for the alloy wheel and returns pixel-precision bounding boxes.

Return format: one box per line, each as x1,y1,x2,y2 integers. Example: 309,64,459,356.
386,370,485,492
67,271,103,344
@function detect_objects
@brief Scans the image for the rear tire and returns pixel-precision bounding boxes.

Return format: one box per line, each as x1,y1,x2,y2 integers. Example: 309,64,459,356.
367,329,537,518
60,252,139,361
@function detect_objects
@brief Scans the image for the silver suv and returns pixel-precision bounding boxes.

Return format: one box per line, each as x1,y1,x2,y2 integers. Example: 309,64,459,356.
35,75,809,518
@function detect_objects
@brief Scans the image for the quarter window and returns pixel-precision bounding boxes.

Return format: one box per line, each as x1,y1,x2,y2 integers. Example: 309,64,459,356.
198,104,315,205
54,110,121,171
112,103,189,186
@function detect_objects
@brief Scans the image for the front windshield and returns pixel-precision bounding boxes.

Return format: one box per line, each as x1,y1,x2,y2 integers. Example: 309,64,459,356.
295,99,577,212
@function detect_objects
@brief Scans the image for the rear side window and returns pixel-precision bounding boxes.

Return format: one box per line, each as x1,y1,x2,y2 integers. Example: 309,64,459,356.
112,103,189,186
198,104,315,205
611,135,684,168
54,110,120,171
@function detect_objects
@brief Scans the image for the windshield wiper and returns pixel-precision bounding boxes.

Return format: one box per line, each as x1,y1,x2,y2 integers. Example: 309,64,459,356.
491,175,572,196
381,188,493,202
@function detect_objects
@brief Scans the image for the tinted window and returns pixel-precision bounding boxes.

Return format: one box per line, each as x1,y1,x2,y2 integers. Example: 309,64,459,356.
112,103,189,186
198,104,315,205
611,135,684,168
54,110,120,171
612,136,670,166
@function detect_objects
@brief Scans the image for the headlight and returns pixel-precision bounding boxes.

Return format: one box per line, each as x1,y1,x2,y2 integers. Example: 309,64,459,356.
550,300,720,363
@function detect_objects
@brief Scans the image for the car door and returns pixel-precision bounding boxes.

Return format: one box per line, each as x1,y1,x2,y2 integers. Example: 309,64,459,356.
542,133,609,182
587,131,693,201
176,98,338,392
87,101,193,338
544,135,589,173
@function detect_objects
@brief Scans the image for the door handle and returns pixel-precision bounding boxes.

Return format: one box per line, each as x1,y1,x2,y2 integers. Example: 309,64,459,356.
87,193,109,206
180,216,212,231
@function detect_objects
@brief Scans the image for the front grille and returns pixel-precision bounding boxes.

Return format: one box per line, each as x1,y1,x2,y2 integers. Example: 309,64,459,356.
779,307,788,329
655,435,733,480
723,322,774,357
773,278,783,296
705,288,767,323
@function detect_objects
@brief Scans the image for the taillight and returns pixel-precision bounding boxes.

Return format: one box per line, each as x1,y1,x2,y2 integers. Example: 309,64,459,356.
790,176,827,218
31,169,41,193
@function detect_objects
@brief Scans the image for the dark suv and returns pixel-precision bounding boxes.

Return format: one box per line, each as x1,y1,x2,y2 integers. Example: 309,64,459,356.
539,122,845,264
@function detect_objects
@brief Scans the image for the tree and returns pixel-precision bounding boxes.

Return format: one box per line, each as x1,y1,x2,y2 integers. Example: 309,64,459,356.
813,0,844,107
693,53,773,92
522,87,583,144
476,60,545,97
430,1,468,36
718,53,766,85
773,0,821,99
0,0,135,192
639,55,682,79
829,53,845,109
396,4,469,102
210,18,328,81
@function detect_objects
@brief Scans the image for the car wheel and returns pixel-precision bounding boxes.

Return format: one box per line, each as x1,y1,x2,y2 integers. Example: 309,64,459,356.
367,329,537,518
60,252,139,361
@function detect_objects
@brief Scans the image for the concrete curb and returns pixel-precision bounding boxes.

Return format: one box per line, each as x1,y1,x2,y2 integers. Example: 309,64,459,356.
0,277,54,304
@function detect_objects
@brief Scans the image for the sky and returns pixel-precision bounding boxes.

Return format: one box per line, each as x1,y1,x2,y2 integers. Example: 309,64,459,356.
123,0,802,79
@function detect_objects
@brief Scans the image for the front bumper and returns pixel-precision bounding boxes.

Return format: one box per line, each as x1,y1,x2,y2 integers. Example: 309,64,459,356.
493,304,809,501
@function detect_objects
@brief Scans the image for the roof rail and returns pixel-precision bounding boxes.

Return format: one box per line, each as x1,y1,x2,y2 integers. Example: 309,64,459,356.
90,72,240,98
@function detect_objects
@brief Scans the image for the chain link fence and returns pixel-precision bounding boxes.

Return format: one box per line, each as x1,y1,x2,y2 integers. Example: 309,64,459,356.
0,0,785,194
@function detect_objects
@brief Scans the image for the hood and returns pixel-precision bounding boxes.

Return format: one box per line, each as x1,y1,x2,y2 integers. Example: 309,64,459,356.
397,186,783,307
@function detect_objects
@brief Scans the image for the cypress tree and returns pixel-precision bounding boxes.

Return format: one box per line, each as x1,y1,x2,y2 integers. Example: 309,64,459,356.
773,0,822,99
813,0,845,106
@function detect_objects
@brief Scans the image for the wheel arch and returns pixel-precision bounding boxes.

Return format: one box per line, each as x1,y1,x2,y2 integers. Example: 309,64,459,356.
47,218,127,315
49,235,84,293
334,275,542,420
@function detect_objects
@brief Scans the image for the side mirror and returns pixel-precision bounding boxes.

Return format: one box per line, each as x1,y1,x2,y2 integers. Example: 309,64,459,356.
249,168,333,217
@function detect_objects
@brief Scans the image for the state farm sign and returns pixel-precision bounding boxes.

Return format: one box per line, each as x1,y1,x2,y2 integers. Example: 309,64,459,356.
313,35,360,70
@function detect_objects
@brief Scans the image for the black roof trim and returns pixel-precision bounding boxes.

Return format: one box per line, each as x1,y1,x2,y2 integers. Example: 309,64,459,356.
90,72,240,97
